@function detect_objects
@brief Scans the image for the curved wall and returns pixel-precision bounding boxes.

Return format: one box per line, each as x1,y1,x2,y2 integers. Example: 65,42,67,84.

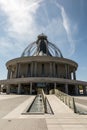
6,56,78,80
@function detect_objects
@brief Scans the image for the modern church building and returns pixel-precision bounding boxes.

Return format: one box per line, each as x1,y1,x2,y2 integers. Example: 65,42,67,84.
0,34,87,95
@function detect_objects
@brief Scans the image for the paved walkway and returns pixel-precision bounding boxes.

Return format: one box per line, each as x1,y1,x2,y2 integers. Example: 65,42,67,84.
47,95,73,114
3,96,35,119
0,94,22,100
74,96,87,106
46,95,87,130
0,94,87,130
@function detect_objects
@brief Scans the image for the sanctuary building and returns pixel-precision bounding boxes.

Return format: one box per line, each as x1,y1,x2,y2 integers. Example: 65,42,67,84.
0,34,87,95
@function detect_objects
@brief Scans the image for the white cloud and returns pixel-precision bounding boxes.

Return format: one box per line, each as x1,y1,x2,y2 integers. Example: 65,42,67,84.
0,0,42,39
54,0,76,56
0,0,77,55
0,0,78,59
0,0,79,80
0,0,44,61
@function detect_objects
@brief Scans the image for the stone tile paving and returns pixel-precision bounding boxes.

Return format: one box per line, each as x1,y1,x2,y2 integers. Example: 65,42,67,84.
0,95,29,118
0,119,48,130
0,94,87,130
46,95,87,130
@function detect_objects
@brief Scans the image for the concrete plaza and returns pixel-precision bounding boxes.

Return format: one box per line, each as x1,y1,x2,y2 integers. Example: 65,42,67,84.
0,94,87,130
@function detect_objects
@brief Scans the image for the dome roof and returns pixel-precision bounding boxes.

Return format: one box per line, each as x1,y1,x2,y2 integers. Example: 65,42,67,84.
21,34,63,58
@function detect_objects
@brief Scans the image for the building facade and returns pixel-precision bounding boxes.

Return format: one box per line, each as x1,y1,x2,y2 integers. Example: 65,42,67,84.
0,34,87,95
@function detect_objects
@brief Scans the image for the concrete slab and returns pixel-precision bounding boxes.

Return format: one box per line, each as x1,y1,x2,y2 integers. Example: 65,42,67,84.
0,119,48,130
46,95,87,130
0,94,87,130
62,125,87,130
0,95,29,119
3,96,35,119
0,94,22,100
47,95,73,114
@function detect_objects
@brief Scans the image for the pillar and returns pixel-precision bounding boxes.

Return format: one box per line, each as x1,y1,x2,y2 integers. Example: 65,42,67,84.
30,82,32,95
34,62,37,77
16,63,20,78
7,68,11,79
75,85,79,95
18,64,21,77
57,64,59,77
65,65,70,79
65,64,68,79
10,71,13,79
50,62,52,77
83,86,87,95
45,84,48,94
6,85,10,94
31,62,34,77
55,64,58,77
0,85,1,93
27,64,30,77
65,84,68,94
73,68,76,80
54,82,56,89
53,62,56,77
17,84,21,94
67,65,70,79
54,82,56,94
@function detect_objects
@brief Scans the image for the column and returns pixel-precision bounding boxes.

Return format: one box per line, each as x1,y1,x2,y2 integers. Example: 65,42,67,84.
16,63,19,78
57,64,59,77
50,62,52,77
75,85,79,95
70,73,72,79
67,65,70,79
45,84,48,94
54,82,56,89
54,82,57,94
34,62,37,77
65,84,68,94
7,67,12,79
31,62,33,77
7,68,10,79
27,64,30,77
65,64,68,79
10,71,13,79
30,82,32,95
18,64,21,78
55,64,58,77
73,68,76,80
53,62,56,77
83,86,87,95
17,84,21,94
6,85,10,94
0,85,1,94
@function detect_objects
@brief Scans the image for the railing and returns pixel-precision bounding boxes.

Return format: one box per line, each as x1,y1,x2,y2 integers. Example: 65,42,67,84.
40,89,47,113
49,89,77,113
50,89,87,114
40,89,53,114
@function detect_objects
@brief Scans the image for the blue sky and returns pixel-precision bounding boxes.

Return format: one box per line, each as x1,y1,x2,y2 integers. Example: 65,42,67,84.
0,0,87,81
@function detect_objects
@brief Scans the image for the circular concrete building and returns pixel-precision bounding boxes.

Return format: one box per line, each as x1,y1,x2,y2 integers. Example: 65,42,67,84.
1,34,87,95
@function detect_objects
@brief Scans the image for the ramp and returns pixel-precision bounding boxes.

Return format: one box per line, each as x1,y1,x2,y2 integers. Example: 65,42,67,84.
47,95,73,114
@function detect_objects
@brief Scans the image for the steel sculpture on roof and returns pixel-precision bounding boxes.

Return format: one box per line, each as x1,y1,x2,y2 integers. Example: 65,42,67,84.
21,34,63,57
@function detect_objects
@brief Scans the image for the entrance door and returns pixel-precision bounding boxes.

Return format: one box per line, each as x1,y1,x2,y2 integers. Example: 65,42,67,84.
37,83,46,94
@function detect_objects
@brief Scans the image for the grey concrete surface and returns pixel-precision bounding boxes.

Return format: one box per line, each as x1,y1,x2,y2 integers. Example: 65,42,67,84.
74,96,87,106
0,94,87,130
0,95,29,118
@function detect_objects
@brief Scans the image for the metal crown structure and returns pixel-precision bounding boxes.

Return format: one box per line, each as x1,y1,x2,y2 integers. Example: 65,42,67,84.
21,34,63,57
